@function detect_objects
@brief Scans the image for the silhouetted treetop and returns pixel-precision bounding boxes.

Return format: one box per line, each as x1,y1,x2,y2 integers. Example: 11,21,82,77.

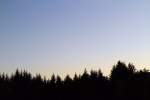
110,61,129,80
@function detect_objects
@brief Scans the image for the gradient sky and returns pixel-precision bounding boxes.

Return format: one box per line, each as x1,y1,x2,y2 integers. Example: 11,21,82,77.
0,0,150,77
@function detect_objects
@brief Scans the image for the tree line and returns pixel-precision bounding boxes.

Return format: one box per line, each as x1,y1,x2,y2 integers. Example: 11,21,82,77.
0,61,150,100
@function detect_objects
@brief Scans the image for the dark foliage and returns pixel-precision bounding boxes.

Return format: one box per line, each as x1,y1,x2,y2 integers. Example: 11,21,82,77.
0,61,150,100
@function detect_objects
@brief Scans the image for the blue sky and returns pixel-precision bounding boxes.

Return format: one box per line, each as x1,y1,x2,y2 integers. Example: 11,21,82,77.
0,0,150,77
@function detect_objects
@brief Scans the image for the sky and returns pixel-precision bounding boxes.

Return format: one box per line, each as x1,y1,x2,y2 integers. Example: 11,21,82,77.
0,0,150,78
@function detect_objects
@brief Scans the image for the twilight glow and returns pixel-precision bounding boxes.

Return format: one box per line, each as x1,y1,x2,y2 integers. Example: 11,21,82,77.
0,0,150,77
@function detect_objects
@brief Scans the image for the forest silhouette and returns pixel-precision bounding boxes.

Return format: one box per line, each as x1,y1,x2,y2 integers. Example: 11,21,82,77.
0,61,150,100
